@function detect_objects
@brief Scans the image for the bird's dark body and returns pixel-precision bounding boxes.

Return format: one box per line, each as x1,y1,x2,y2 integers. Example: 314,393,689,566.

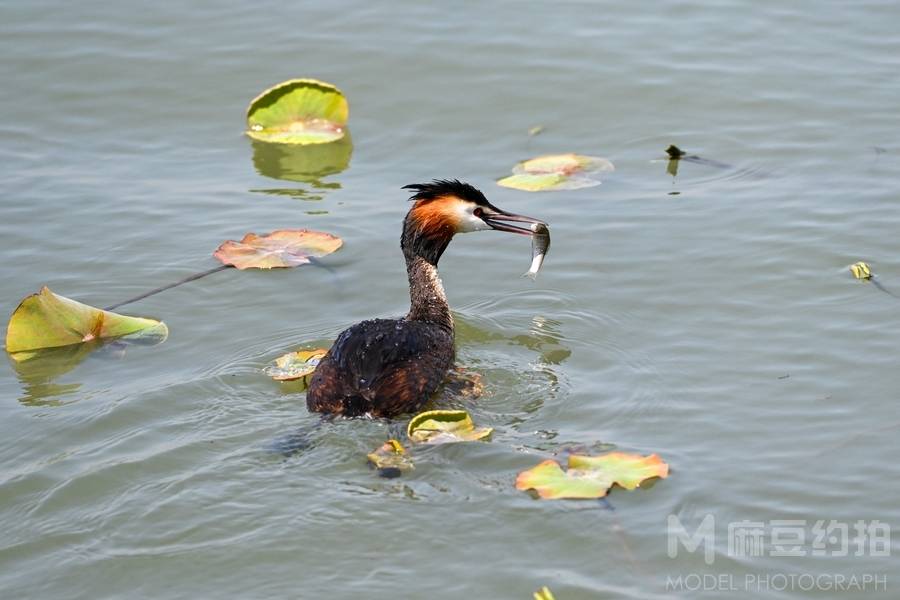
306,318,454,417
305,179,543,419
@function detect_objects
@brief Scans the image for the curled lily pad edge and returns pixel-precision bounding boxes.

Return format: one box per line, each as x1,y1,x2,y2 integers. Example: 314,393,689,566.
245,78,349,146
406,409,493,444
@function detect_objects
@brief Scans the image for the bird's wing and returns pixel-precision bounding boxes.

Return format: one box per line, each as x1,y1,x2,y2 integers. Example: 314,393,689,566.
364,356,450,416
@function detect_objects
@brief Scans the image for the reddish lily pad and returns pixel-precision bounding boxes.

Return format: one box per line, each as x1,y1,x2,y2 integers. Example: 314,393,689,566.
265,348,328,382
5,287,168,356
498,153,614,191
246,79,348,145
407,409,493,444
213,229,342,270
516,452,668,499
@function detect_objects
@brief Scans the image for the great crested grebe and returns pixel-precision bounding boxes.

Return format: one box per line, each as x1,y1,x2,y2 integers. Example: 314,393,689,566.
306,180,546,418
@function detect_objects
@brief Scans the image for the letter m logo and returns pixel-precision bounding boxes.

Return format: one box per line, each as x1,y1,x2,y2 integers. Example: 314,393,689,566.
668,514,716,565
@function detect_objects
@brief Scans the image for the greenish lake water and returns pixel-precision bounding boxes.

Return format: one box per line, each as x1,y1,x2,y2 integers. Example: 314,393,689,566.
2,1,899,598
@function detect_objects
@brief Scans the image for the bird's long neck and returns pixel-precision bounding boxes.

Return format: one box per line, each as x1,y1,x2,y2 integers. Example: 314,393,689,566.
405,255,453,330
401,215,454,332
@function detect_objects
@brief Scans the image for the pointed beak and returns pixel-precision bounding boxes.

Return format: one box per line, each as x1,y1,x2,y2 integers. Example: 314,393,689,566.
481,207,546,235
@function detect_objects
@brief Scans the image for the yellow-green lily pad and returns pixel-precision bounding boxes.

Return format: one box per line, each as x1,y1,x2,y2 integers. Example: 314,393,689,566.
850,261,872,280
213,229,343,270
498,153,614,192
516,452,669,499
5,287,168,356
407,409,493,444
367,439,414,476
534,587,556,600
265,348,328,382
246,79,348,145
497,173,568,192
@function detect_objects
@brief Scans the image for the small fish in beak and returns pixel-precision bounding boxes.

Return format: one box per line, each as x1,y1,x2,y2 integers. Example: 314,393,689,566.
477,205,550,278
524,222,550,279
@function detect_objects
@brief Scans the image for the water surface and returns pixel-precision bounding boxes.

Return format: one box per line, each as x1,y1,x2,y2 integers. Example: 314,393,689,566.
2,1,899,598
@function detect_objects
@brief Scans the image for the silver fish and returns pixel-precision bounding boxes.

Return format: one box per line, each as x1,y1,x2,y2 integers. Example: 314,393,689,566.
524,222,550,279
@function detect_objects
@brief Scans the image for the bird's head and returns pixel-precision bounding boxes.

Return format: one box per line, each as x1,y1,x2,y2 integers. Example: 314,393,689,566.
401,179,545,264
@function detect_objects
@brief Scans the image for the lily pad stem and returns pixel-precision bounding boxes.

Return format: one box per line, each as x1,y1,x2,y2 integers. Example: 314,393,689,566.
871,277,900,299
104,265,231,311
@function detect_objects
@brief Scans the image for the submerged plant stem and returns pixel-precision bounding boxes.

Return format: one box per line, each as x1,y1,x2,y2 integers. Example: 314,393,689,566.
104,265,231,311
871,278,900,299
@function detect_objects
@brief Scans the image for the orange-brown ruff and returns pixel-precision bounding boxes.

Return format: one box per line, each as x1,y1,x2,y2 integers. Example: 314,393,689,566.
306,180,544,417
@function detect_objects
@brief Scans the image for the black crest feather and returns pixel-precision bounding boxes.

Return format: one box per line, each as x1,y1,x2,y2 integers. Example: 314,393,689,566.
402,179,489,206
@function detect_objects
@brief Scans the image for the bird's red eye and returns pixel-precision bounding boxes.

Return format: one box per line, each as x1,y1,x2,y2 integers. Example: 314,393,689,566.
473,207,483,217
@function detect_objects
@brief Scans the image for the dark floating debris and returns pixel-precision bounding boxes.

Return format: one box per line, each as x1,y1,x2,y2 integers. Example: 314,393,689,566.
663,144,732,176
665,144,686,159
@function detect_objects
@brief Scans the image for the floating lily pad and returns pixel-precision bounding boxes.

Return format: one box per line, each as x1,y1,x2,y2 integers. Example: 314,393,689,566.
265,348,328,382
534,587,556,600
517,153,610,175
516,452,668,499
498,173,569,192
407,409,493,444
246,79,348,145
367,439,414,476
498,153,614,191
5,287,168,355
850,261,872,280
213,229,342,270
567,452,669,489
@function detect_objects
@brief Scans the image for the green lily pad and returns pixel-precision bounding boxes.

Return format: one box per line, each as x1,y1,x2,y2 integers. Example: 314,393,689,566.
265,348,328,382
516,452,669,499
5,287,168,355
213,229,343,270
497,153,614,191
407,409,493,444
567,452,669,490
515,459,609,499
497,173,568,192
246,79,348,145
367,439,414,476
